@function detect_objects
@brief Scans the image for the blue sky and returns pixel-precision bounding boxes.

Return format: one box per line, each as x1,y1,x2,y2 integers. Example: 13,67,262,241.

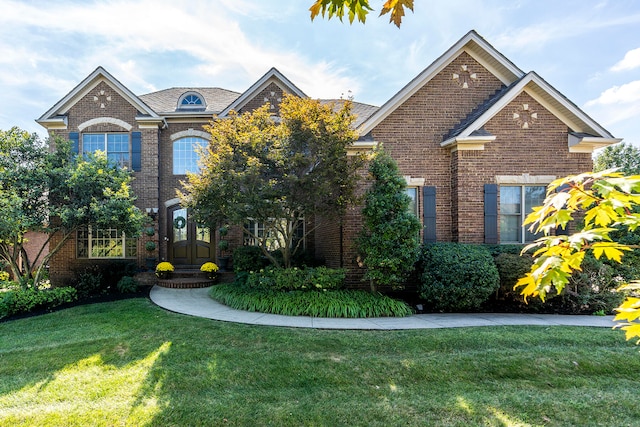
1,0,639,145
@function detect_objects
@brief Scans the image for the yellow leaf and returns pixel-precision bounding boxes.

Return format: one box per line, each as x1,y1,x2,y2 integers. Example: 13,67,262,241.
614,297,640,322
515,273,540,302
620,323,640,343
591,242,629,263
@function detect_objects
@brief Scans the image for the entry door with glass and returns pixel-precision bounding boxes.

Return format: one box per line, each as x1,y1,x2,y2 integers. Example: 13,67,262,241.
169,207,212,265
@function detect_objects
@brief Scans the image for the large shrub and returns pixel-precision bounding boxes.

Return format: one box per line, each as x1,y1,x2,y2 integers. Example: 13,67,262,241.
419,243,499,311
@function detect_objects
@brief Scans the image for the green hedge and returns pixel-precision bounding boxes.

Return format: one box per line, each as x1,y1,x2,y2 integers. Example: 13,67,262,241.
419,243,499,311
0,287,78,319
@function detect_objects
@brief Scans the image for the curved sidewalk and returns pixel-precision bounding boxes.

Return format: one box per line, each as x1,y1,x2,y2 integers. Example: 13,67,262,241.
150,285,617,330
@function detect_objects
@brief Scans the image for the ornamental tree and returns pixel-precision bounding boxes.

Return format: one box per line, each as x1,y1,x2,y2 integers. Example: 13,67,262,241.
0,127,145,288
181,95,363,268
516,171,640,343
357,148,421,292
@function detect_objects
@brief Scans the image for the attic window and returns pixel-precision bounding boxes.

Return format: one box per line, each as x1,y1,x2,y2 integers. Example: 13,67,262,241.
177,92,206,110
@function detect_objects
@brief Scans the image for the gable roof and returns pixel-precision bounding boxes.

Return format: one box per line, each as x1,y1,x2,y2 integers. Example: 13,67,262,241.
139,87,240,115
441,71,621,150
358,30,525,135
219,67,307,117
37,66,161,129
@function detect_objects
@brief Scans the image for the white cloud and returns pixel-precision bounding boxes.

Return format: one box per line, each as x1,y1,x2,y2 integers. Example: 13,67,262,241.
586,80,640,106
584,80,640,134
611,47,640,72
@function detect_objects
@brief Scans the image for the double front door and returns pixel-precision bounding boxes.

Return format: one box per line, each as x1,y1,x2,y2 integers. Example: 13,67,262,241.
169,207,212,266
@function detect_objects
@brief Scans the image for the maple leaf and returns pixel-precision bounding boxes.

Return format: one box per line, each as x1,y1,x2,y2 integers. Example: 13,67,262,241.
380,0,414,27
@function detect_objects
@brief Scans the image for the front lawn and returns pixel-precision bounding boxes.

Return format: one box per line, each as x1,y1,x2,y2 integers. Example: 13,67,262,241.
1,298,638,426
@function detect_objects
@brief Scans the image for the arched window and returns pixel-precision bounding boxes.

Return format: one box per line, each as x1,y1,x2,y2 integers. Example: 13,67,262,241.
173,137,206,175
177,91,206,110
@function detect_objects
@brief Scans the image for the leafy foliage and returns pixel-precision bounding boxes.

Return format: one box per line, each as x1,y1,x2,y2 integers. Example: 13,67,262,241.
357,149,421,291
0,286,77,319
210,284,412,318
309,0,414,27
516,171,640,342
232,245,268,272
594,142,640,175
116,276,139,294
246,266,345,291
0,127,145,288
419,243,500,311
182,95,363,268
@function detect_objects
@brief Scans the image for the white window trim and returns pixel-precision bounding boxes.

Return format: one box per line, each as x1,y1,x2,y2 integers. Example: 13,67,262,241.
77,226,137,259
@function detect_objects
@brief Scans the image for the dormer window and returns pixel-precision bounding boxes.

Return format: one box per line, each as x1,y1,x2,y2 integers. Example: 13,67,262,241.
177,91,206,110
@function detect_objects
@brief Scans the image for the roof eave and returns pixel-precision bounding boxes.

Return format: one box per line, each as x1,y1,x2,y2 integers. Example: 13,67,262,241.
568,135,623,154
441,135,497,152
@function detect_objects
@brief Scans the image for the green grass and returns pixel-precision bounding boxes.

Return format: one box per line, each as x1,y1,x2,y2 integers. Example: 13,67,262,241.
1,298,639,426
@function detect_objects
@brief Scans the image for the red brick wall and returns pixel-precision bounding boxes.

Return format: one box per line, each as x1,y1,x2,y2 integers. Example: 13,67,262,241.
239,82,285,114
453,92,592,243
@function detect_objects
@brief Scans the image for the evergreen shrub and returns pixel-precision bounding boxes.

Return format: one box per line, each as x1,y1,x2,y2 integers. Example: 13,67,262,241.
419,243,499,311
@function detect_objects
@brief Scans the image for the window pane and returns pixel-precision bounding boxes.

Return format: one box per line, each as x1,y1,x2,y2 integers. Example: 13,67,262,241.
500,186,521,215
524,186,546,242
173,209,188,242
196,225,210,243
107,134,130,167
82,134,105,154
173,137,205,175
500,215,521,243
405,188,417,216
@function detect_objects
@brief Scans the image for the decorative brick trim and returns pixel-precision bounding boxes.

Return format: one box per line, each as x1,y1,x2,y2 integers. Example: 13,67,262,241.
170,128,211,141
78,117,133,131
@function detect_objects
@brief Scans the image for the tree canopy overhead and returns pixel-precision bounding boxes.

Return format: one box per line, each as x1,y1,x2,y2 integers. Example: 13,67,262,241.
309,0,414,27
181,95,364,268
0,127,145,287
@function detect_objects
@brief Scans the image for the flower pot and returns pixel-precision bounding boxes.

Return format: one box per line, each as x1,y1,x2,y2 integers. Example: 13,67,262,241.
217,256,230,272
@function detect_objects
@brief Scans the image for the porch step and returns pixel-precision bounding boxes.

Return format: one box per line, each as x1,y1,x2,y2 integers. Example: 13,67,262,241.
157,277,214,289
156,267,235,288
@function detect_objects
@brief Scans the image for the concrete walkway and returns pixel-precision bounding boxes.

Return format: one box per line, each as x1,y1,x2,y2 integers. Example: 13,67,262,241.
150,285,617,330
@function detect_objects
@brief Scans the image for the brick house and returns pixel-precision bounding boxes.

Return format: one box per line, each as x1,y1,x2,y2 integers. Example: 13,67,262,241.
37,30,620,284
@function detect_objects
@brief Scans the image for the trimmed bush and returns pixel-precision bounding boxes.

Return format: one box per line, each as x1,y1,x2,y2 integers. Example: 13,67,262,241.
210,284,413,318
246,267,345,292
0,287,78,319
419,243,499,311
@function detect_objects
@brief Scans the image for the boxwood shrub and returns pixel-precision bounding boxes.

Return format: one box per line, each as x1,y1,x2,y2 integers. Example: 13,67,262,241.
419,243,499,311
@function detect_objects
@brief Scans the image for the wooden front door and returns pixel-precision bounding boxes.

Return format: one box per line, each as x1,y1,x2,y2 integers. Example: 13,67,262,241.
169,207,212,266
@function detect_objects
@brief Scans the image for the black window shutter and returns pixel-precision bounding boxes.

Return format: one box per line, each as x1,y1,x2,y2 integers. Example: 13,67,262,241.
484,184,498,244
68,132,79,155
131,132,142,172
423,186,436,243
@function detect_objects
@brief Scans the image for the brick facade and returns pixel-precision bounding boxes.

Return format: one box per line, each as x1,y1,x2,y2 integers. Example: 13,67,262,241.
37,31,618,286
